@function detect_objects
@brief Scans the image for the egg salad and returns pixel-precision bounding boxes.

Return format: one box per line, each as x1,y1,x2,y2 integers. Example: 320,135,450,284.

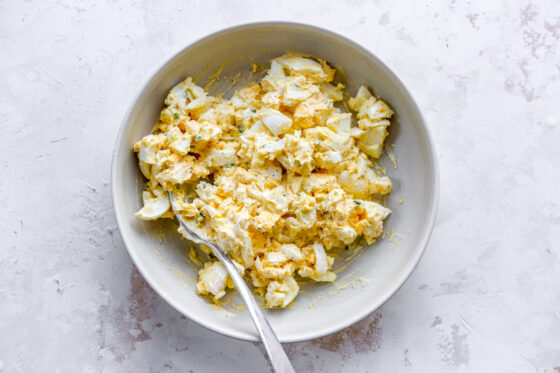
134,54,394,308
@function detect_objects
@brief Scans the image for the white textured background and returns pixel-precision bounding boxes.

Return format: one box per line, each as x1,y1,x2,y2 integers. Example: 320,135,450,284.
1,1,560,372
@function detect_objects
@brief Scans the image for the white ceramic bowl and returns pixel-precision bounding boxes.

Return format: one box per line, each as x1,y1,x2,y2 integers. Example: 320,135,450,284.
112,22,438,343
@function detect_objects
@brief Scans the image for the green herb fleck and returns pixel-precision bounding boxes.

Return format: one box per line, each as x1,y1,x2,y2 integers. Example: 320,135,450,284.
208,253,215,259
354,200,361,205
251,109,256,113
295,160,302,167
257,227,263,231
239,125,244,133
190,145,195,149
195,135,202,141
199,212,205,218
173,113,179,119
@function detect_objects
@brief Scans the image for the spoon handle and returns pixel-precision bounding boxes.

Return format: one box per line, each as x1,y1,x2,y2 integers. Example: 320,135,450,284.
207,240,295,373
169,193,294,373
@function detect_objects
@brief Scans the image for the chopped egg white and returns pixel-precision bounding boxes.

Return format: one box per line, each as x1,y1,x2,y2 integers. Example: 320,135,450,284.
134,53,394,308
197,261,228,299
135,186,171,220
262,109,292,136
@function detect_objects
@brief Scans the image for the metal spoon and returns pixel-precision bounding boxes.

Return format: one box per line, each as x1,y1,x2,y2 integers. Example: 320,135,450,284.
169,192,295,373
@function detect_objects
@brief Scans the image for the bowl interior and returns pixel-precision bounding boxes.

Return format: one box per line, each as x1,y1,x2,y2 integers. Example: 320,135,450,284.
112,23,437,342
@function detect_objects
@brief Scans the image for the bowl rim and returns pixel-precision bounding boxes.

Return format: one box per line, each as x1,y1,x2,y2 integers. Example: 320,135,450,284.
111,21,440,343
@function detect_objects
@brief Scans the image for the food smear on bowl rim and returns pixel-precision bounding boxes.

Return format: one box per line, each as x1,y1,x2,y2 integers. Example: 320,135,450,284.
133,53,395,308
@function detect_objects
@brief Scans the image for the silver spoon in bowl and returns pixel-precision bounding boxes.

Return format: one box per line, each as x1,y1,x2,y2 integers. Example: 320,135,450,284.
169,192,295,373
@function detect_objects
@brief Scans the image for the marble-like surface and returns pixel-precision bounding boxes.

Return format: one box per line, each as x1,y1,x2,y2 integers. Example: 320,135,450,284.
1,0,560,372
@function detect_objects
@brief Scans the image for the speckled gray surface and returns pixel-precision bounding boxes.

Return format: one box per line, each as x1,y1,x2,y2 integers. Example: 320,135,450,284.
1,1,559,372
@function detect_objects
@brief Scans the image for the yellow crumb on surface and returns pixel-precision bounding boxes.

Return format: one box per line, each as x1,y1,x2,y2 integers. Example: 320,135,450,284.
189,247,203,267
386,229,405,248
386,144,398,169
193,61,214,83
231,299,247,310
